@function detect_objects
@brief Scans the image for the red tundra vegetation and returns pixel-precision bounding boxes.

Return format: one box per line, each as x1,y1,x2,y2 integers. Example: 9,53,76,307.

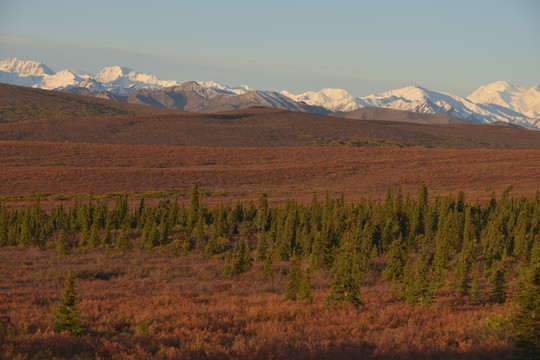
1,140,539,204
0,249,515,359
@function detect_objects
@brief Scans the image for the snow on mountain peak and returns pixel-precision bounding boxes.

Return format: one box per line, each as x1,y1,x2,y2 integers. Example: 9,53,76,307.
281,88,358,112
94,66,135,83
0,57,54,76
1,57,539,129
93,65,179,93
197,80,252,95
468,81,540,118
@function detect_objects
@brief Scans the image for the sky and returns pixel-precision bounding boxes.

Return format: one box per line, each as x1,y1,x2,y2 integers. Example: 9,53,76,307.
0,0,539,97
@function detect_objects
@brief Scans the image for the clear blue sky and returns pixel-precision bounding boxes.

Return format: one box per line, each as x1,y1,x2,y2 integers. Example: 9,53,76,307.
1,0,539,96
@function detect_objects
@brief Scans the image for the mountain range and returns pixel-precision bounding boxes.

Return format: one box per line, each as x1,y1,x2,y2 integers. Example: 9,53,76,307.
1,57,539,129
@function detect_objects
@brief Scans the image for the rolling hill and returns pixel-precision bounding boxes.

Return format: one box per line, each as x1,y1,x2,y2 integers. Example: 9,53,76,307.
331,107,472,125
0,83,180,123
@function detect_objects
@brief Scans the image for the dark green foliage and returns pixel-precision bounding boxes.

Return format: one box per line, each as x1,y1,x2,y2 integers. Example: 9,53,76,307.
52,269,85,335
382,235,407,282
470,274,480,303
401,257,432,306
262,254,273,277
225,239,252,276
513,260,540,359
256,232,268,262
488,262,508,304
204,234,220,259
116,224,130,251
298,267,313,302
1,184,539,357
285,256,303,300
56,230,68,258
326,239,363,306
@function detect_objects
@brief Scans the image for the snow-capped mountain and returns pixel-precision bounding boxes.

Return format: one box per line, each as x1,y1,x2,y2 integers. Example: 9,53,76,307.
1,57,539,129
0,58,180,92
282,85,540,129
281,88,365,112
93,66,179,93
0,57,54,77
467,81,540,119
0,57,56,87
196,81,252,95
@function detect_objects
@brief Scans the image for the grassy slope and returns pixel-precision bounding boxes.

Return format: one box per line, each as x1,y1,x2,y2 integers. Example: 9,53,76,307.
0,83,179,122
0,106,539,149
0,141,538,201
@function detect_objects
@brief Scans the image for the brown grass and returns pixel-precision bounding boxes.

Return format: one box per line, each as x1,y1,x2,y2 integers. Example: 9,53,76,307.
0,141,538,204
1,106,540,149
0,83,181,123
0,248,514,359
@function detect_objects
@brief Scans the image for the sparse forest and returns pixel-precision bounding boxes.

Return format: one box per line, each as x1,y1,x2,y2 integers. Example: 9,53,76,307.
0,185,538,359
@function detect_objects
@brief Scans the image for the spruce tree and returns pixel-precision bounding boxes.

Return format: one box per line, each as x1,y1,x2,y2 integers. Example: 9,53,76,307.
203,234,220,259
52,268,85,335
101,222,112,246
115,224,129,251
382,235,407,283
513,262,540,359
326,241,362,306
262,254,273,277
182,236,192,254
87,224,99,247
402,257,432,306
188,184,200,231
285,257,303,300
230,239,252,275
469,273,480,304
456,235,474,296
488,262,508,304
222,256,232,276
56,230,68,258
256,231,268,262
298,267,313,302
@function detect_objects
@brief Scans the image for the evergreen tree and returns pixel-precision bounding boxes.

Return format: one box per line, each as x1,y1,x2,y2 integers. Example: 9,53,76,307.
513,262,540,359
326,240,362,306
160,215,170,245
56,229,68,258
101,222,112,246
229,239,252,275
469,273,480,303
203,234,220,259
298,266,313,302
222,256,232,276
262,254,273,277
256,231,268,262
285,256,303,300
456,231,474,296
382,235,407,283
188,184,200,231
87,224,99,247
182,236,192,254
52,268,85,335
488,262,508,304
115,224,129,251
19,218,32,248
402,257,432,306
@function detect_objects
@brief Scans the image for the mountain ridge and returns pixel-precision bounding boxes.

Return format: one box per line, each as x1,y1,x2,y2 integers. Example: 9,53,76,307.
0,57,539,129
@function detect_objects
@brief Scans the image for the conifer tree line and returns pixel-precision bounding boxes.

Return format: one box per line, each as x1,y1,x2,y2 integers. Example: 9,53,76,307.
1,185,539,304
2,185,539,351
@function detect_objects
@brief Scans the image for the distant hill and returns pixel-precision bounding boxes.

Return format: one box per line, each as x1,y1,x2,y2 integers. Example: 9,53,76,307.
68,81,331,115
1,103,539,149
0,83,178,123
332,106,472,125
